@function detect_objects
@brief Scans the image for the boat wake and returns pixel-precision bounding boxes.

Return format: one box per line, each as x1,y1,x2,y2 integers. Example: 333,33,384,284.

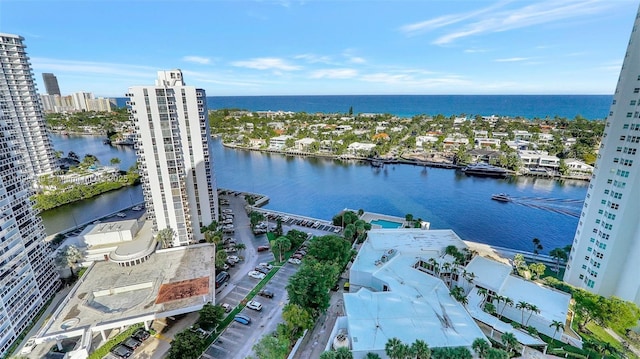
492,195,583,218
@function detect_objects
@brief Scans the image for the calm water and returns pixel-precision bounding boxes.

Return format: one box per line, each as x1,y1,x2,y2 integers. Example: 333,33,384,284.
42,135,588,253
116,95,612,120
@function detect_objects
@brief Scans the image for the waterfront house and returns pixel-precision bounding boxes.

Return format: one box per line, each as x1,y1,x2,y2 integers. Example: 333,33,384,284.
513,130,533,141
468,149,501,163
249,138,266,148
269,135,293,149
416,134,439,147
294,138,316,151
474,137,501,149
564,159,594,175
347,142,376,156
518,150,561,170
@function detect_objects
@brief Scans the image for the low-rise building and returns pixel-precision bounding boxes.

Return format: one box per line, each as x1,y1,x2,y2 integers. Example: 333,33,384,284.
295,137,316,151
347,142,376,156
518,150,560,169
269,135,293,149
513,130,532,141
564,159,594,175
474,137,501,148
416,135,439,147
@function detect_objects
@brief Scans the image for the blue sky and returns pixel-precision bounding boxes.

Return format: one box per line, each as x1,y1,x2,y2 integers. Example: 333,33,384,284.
2,0,638,96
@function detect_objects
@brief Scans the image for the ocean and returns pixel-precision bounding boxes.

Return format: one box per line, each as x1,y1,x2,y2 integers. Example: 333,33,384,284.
116,95,612,120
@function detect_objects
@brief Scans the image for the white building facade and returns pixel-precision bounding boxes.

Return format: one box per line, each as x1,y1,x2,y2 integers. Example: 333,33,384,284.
564,8,640,305
127,70,218,246
0,33,58,176
0,115,59,356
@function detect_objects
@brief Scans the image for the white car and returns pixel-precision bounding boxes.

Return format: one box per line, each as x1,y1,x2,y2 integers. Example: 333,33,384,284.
258,263,273,270
246,300,262,311
20,338,36,354
288,258,301,265
115,212,127,218
248,271,266,280
227,255,240,263
132,205,143,211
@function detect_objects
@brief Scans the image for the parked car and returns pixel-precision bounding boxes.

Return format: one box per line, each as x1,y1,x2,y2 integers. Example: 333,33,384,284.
116,212,127,218
110,344,133,358
258,289,274,299
233,314,251,325
132,328,150,341
248,271,266,280
227,255,240,263
292,253,303,260
254,266,270,275
257,245,270,252
215,271,230,288
132,205,143,211
224,248,237,253
190,327,210,338
122,337,142,350
258,263,273,270
20,338,36,354
222,303,233,313
225,259,236,267
288,258,301,265
246,300,263,311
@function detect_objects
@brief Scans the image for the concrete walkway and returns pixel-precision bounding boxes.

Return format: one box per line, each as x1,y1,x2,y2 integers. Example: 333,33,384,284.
605,328,640,358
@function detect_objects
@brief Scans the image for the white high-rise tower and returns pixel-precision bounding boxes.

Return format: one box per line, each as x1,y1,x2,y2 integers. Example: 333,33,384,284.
127,70,218,246
0,115,59,355
0,33,58,176
564,7,640,305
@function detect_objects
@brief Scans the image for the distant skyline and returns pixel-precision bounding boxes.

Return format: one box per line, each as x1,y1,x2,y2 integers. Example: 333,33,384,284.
1,0,638,96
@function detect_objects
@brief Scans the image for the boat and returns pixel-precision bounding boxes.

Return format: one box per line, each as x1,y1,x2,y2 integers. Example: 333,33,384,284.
461,163,509,178
491,193,511,202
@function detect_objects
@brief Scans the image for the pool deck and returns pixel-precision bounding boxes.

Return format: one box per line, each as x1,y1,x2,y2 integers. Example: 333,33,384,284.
359,212,407,229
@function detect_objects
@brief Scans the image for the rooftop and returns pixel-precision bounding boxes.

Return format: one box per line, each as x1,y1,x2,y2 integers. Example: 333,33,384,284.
38,244,216,342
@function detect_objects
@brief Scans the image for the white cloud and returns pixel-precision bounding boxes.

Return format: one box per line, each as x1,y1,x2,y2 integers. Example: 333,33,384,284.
310,69,358,79
182,56,211,65
464,48,489,53
399,1,509,35
433,0,610,45
231,57,301,71
495,57,530,62
294,53,333,64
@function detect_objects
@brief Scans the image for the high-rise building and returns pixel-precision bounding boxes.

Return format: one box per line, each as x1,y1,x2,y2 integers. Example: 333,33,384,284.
0,115,59,356
564,7,640,305
127,70,218,246
0,33,58,176
42,73,61,95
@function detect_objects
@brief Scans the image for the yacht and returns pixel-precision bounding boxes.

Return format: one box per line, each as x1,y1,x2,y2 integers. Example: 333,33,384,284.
491,193,511,202
462,163,509,178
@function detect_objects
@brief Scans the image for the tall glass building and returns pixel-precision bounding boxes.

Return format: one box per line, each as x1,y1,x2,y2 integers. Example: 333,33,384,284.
127,70,218,246
564,7,640,305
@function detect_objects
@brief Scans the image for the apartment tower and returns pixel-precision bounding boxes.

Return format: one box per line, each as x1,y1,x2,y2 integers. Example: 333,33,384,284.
0,115,59,355
127,70,218,246
42,73,61,95
0,33,58,176
564,8,640,305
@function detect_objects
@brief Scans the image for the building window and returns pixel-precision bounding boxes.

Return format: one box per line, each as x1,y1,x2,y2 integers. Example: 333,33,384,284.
590,237,596,243
635,88,640,93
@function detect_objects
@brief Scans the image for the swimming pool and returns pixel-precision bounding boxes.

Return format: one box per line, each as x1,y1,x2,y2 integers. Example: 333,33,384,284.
370,219,403,229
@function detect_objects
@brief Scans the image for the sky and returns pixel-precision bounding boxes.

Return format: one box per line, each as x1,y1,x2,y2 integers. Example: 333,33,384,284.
1,0,638,97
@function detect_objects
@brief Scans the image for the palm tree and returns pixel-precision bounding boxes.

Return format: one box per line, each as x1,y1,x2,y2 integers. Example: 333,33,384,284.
385,337,407,359
549,248,568,277
549,320,564,342
411,339,431,359
472,338,490,358
525,304,540,326
477,288,488,306
499,297,513,319
55,245,83,277
365,353,381,359
156,227,176,248
234,242,246,255
500,332,519,354
516,301,529,325
493,295,504,318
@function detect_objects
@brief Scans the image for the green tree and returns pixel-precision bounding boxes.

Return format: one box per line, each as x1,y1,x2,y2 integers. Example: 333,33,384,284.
55,245,83,277
286,259,338,315
282,303,314,341
252,335,289,359
271,236,291,263
109,157,121,167
319,351,337,359
365,353,381,359
250,211,265,229
472,338,490,358
198,303,224,331
411,339,431,359
525,304,540,326
307,235,352,266
156,227,176,248
484,348,509,359
516,301,529,325
549,320,564,342
532,237,543,256
335,347,353,359
234,242,246,255
385,337,410,359
216,250,228,269
549,247,568,276
513,253,526,269
500,332,520,354
528,262,546,279
167,330,204,359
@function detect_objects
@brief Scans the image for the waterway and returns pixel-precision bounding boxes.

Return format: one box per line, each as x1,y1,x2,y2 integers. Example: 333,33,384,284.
42,134,588,253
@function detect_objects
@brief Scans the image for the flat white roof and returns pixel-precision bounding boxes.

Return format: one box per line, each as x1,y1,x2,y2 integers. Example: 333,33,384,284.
346,229,486,351
467,256,570,324
84,219,138,235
